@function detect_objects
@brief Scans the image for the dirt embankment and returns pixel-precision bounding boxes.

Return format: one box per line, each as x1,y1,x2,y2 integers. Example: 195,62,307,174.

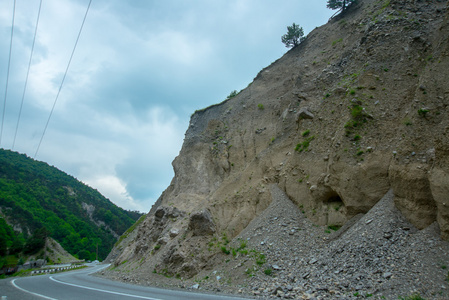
103,0,449,298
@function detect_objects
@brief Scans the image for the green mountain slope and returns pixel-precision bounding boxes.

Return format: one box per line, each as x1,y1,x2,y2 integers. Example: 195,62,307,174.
0,149,142,261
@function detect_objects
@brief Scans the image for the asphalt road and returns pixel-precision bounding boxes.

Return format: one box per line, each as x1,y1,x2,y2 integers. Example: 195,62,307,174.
0,264,250,300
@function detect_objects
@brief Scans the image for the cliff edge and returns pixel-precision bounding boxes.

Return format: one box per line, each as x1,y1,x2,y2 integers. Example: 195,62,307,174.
104,0,449,298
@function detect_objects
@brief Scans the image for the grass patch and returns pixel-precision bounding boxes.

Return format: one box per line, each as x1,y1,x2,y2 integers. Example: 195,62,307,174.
345,103,369,137
245,268,255,277
332,38,343,46
221,246,230,255
221,233,230,245
115,215,146,246
350,105,363,118
256,254,266,265
295,136,315,152
418,108,429,117
327,225,341,231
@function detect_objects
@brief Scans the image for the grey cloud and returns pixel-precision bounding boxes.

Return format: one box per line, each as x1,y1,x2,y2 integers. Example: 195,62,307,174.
0,0,332,211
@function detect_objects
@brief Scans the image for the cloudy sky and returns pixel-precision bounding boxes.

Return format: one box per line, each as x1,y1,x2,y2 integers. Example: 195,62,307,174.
0,0,333,212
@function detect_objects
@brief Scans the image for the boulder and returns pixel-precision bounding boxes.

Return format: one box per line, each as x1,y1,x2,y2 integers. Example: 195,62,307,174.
188,209,216,236
296,107,314,120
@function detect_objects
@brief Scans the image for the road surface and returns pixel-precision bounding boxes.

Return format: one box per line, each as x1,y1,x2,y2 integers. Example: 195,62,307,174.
0,264,250,300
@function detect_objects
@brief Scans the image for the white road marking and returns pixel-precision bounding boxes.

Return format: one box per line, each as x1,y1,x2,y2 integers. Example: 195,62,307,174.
11,279,59,300
49,276,162,300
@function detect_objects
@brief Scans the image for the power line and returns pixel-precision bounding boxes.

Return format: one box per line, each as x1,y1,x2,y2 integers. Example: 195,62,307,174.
12,0,43,150
34,0,93,159
1,0,16,147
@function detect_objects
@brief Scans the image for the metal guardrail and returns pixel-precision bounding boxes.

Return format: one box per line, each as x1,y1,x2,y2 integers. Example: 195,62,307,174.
30,265,79,275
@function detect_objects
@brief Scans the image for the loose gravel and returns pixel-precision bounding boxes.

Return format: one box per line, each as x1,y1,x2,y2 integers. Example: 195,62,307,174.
99,185,449,300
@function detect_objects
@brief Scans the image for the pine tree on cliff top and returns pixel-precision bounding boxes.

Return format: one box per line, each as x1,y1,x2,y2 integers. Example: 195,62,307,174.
327,0,356,11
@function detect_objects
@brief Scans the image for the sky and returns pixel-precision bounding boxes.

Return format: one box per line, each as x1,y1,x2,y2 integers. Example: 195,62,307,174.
0,0,333,213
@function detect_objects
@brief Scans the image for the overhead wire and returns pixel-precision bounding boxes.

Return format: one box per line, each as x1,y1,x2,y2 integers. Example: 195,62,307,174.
34,0,93,159
12,0,43,150
0,0,16,147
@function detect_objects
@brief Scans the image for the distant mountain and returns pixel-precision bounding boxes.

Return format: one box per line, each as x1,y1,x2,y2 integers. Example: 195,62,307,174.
0,149,142,261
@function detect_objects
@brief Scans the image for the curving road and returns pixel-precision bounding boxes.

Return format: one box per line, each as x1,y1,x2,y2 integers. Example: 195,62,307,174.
0,264,250,300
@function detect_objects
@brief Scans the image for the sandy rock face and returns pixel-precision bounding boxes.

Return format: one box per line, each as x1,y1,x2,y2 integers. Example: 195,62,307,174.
429,141,449,240
430,167,449,240
188,210,216,236
390,163,437,230
108,0,449,278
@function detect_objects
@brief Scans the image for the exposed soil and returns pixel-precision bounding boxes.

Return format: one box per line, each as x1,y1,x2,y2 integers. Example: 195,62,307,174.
100,1,449,299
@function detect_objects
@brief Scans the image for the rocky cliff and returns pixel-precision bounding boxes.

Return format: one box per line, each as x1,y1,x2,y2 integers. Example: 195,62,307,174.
105,0,449,297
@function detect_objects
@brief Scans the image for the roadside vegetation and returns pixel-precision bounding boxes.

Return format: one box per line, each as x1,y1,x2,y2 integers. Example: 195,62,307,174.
0,149,142,270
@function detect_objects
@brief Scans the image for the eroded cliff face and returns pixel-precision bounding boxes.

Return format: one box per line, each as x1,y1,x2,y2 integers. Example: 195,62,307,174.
109,0,449,278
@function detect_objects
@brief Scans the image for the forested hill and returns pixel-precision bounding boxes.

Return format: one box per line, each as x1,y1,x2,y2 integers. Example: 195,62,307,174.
0,149,142,261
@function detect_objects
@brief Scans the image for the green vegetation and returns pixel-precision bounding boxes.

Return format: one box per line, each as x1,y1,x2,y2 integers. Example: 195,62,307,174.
245,267,255,277
281,23,305,48
325,224,342,234
256,253,266,265
332,38,343,46
327,225,341,231
381,0,391,10
418,108,429,117
222,233,230,245
371,0,391,22
257,103,264,110
0,149,142,262
327,0,356,12
350,105,363,118
227,90,238,99
221,246,230,255
295,136,315,152
264,268,272,276
345,104,369,137
115,215,145,246
302,130,310,137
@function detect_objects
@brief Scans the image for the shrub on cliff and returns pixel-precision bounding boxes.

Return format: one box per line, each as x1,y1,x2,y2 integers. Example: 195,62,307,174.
327,0,356,12
281,23,305,48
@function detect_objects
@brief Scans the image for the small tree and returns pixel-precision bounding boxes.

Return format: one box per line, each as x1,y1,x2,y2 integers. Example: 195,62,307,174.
327,0,356,12
281,23,304,48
